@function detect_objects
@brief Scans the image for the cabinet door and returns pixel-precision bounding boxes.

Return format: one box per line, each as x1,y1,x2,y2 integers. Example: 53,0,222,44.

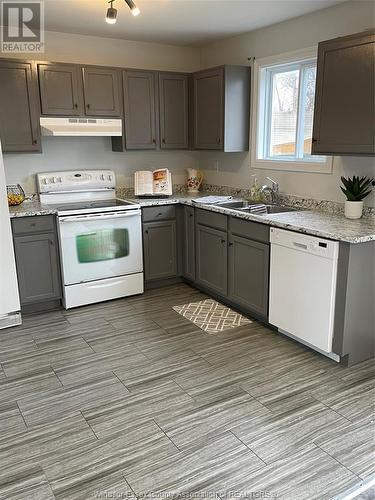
196,224,227,295
0,60,40,152
183,206,195,281
38,63,83,115
143,221,177,281
123,70,157,149
13,232,61,304
159,73,189,149
82,67,121,116
228,234,269,318
193,67,224,150
312,31,375,155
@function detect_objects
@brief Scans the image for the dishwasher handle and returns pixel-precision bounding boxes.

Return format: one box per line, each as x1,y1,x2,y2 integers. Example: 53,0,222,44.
293,241,308,250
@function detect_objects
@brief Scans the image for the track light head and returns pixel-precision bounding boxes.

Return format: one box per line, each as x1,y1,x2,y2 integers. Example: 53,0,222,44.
106,0,117,24
124,0,140,16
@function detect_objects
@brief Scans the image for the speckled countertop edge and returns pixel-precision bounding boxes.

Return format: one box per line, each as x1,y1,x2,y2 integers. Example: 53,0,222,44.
8,194,375,244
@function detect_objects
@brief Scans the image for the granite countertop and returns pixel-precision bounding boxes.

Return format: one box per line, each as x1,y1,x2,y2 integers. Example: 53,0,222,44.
8,194,375,244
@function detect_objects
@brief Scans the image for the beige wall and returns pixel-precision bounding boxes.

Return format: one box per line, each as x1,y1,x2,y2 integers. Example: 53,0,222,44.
199,0,375,206
5,29,201,71
2,30,201,192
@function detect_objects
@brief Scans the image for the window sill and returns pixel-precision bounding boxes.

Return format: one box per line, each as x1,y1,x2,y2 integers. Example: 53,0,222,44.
252,157,333,174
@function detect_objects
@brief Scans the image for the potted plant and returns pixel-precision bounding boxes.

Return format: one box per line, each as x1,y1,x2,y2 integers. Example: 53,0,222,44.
340,176,374,219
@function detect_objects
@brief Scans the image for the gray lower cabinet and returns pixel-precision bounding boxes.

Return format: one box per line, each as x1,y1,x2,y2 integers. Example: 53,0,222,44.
12,216,62,306
183,205,195,281
196,223,227,296
143,220,177,281
0,60,41,153
228,234,269,318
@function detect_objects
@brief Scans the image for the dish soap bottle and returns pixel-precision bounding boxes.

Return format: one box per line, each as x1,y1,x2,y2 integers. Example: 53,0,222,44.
250,175,263,202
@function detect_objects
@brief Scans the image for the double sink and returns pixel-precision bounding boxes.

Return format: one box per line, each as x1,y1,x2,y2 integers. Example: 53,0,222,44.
210,199,298,216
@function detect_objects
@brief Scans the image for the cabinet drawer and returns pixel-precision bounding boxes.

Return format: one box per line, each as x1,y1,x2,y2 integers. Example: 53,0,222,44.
12,216,55,235
142,205,176,222
195,208,227,231
229,217,269,244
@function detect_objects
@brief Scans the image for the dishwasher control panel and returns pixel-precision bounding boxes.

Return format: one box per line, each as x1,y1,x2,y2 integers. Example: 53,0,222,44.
270,228,339,260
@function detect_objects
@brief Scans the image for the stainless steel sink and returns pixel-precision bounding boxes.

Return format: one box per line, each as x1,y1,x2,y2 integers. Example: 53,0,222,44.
214,200,298,215
214,200,252,209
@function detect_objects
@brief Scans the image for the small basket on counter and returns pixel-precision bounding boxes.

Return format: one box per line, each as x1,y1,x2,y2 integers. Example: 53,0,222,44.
7,184,25,206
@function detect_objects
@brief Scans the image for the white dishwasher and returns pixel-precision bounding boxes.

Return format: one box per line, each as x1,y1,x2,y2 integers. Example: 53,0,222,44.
269,227,339,356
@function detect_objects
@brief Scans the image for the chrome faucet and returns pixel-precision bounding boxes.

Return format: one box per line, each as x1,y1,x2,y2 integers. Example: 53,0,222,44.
261,177,279,204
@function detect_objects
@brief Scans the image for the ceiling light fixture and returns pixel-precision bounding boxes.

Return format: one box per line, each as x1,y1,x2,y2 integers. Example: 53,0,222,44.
124,0,141,17
105,0,117,24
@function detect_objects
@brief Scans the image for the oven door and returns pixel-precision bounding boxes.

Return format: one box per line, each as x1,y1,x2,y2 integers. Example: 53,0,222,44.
58,210,142,285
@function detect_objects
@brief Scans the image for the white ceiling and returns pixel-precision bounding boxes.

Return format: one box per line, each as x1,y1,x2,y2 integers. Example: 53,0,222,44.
42,0,347,46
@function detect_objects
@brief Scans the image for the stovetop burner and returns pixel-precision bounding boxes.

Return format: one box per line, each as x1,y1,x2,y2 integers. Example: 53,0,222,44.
44,198,140,216
48,198,135,212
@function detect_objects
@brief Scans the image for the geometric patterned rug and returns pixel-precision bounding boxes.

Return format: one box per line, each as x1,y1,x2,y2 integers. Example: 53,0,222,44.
172,298,252,334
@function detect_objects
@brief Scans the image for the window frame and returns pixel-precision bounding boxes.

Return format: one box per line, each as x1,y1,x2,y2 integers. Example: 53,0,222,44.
251,47,333,174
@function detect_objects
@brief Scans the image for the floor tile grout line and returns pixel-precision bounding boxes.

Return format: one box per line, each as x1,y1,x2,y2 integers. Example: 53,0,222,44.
122,474,139,499
80,410,100,441
314,442,363,480
169,378,197,402
310,394,362,425
16,399,29,429
305,391,354,424
152,418,182,452
112,370,132,392
50,365,66,388
228,430,268,466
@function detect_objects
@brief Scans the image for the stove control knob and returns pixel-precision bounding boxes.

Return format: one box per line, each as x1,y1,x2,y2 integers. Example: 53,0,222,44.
42,178,48,185
100,174,106,181
108,175,113,181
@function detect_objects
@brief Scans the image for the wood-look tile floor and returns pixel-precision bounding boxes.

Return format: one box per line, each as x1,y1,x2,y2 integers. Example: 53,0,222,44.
0,283,374,500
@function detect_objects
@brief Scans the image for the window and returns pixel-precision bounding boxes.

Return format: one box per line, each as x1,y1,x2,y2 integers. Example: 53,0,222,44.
253,50,331,173
260,59,321,161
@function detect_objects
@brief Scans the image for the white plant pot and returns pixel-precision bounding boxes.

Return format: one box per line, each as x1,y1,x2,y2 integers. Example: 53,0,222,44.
344,201,363,219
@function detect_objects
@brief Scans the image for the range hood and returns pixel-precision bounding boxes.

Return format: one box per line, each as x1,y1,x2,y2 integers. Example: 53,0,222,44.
40,117,122,137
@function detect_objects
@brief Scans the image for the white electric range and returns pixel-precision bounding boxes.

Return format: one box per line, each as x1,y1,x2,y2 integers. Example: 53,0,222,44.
37,170,143,309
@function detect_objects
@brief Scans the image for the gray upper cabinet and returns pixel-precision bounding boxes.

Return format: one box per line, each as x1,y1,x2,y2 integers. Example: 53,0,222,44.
159,73,189,149
82,66,121,117
0,60,41,153
143,220,177,281
38,63,84,115
196,223,227,296
193,65,251,152
193,67,223,150
228,234,269,319
312,30,375,156
183,205,195,281
123,70,157,150
12,216,61,305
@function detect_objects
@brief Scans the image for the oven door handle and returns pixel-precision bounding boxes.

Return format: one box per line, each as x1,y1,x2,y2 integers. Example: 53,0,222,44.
59,210,141,223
